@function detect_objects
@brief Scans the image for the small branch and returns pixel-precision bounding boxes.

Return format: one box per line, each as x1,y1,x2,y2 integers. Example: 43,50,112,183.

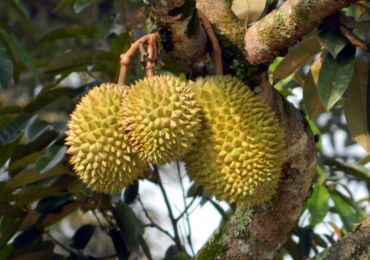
46,230,73,254
340,25,370,52
138,197,175,242
198,10,223,75
154,165,183,250
145,34,158,77
315,218,370,259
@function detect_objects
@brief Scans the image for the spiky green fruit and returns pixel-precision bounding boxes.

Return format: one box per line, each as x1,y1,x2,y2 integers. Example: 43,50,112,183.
120,75,201,164
65,83,145,194
185,76,285,206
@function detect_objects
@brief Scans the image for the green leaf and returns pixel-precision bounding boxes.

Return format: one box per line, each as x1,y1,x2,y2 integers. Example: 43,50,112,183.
325,159,370,186
0,141,19,169
0,245,12,259
303,59,325,118
0,42,13,88
123,181,139,204
0,28,37,79
36,194,74,214
54,0,76,11
70,224,96,250
306,184,330,226
317,45,355,110
10,0,30,20
319,24,347,59
0,114,35,145
40,25,95,42
274,38,322,83
108,229,129,259
35,145,67,174
344,59,370,153
332,193,360,232
44,50,115,74
112,202,144,251
94,13,119,40
12,228,42,252
73,0,95,13
0,215,24,248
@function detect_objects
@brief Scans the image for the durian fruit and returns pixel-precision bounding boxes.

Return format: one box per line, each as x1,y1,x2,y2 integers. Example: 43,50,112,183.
120,75,201,164
185,76,285,206
66,83,145,194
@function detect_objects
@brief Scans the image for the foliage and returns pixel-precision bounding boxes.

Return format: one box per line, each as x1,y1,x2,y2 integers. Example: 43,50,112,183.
0,0,370,259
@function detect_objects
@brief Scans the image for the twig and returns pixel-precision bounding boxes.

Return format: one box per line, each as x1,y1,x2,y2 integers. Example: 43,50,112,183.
138,196,175,241
46,230,73,254
145,34,158,77
340,26,370,52
197,10,223,75
176,162,195,256
117,33,158,86
154,165,183,250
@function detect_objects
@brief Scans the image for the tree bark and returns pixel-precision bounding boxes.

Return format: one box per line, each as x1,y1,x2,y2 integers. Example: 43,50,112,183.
314,218,370,260
244,0,361,65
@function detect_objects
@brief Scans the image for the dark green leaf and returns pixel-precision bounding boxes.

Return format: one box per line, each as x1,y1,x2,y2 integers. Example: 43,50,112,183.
35,145,67,174
332,193,360,232
73,0,95,13
0,42,13,88
70,224,96,250
0,106,23,114
41,25,95,42
54,0,76,11
164,245,191,260
0,114,35,145
123,181,139,204
36,193,74,214
306,184,330,226
10,0,30,20
0,245,12,259
12,228,42,252
94,13,119,39
0,28,37,79
109,229,129,260
112,202,144,251
0,215,24,248
44,50,115,74
319,24,347,59
317,45,356,110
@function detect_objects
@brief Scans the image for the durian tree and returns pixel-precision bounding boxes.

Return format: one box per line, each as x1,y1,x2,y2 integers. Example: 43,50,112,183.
1,0,370,259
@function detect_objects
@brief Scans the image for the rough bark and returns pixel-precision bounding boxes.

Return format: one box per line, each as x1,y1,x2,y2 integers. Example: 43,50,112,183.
314,218,370,260
148,0,207,70
245,0,361,65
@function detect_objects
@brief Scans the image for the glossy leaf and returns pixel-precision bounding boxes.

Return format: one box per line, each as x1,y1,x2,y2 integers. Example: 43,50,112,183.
0,42,13,88
73,0,95,13
332,193,360,232
109,229,129,260
344,59,370,152
12,228,42,252
123,181,139,204
317,45,355,110
70,224,96,249
36,194,74,214
303,59,325,118
41,25,95,42
112,202,144,251
306,184,330,226
319,23,347,59
274,38,322,83
0,215,24,247
35,145,67,174
0,114,35,145
44,50,115,74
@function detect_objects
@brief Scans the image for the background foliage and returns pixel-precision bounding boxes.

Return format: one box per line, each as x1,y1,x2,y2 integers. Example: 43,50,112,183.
0,0,370,259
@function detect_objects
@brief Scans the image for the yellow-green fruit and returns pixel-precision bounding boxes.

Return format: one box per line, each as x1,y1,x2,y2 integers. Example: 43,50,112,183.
120,75,201,164
185,76,285,206
65,83,145,194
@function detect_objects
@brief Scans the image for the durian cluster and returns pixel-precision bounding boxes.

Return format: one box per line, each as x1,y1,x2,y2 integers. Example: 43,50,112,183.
66,75,285,206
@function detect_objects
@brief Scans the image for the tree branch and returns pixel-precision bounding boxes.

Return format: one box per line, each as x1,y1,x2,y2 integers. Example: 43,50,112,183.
315,218,370,260
244,0,361,65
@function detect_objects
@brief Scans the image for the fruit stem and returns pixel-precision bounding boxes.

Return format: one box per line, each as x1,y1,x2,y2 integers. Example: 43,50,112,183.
117,32,159,86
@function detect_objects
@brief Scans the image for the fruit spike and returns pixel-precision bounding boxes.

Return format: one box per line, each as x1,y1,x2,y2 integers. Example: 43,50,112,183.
66,83,145,194
121,75,202,164
185,76,285,206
